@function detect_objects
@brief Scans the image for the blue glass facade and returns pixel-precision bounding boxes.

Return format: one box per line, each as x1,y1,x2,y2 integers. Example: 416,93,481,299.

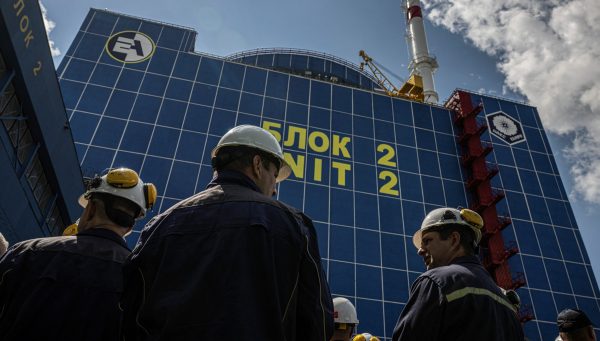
57,9,600,340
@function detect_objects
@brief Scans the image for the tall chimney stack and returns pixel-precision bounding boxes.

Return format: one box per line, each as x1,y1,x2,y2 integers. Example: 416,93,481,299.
406,0,438,103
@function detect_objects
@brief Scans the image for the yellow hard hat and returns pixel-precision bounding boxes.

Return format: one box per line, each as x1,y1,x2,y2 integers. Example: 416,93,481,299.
353,333,380,341
62,221,78,236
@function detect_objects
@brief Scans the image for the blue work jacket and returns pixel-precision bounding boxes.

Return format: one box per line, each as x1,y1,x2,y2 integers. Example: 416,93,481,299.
0,228,130,340
121,170,333,341
393,255,524,341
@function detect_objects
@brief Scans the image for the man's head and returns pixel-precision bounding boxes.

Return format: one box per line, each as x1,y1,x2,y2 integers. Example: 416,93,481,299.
77,168,156,236
211,125,291,196
413,208,484,270
331,297,359,341
557,309,596,341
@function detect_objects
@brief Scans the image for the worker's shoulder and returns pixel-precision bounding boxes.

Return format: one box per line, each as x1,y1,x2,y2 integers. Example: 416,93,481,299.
419,262,475,286
11,236,75,253
185,183,305,216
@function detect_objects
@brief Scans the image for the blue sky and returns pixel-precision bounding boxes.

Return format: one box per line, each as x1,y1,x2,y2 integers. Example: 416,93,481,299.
41,0,600,279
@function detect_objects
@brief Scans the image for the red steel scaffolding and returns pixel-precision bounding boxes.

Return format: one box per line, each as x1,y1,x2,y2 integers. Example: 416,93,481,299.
445,90,534,323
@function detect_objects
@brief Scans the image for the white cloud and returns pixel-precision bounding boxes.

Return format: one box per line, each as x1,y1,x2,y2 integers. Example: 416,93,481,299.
39,1,60,57
422,0,600,204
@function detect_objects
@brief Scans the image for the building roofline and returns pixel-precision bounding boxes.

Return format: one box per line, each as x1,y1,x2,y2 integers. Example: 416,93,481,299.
226,47,380,86
90,7,197,33
448,88,531,107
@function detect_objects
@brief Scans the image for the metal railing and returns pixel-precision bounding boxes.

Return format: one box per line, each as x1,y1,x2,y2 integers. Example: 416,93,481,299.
225,47,380,86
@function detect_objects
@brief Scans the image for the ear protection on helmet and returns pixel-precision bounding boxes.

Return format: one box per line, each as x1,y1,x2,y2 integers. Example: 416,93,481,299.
80,168,157,219
143,183,157,209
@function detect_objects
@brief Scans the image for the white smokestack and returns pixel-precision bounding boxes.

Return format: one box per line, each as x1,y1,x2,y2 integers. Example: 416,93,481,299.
406,0,438,103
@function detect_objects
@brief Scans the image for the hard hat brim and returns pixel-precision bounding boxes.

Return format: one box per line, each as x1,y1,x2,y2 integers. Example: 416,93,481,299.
412,229,423,249
276,163,291,182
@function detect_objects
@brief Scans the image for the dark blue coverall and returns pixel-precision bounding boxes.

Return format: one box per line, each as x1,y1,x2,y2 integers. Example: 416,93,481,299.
120,170,334,341
393,255,524,341
0,228,130,340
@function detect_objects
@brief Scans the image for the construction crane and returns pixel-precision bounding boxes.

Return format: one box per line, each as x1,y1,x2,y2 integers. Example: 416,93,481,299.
359,50,424,102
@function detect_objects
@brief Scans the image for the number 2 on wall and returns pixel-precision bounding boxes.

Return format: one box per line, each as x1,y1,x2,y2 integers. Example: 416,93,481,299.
377,143,396,167
378,170,399,196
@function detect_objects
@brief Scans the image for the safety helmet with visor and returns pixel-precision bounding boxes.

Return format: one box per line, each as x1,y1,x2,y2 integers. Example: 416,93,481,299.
211,125,291,182
78,168,157,219
412,207,484,249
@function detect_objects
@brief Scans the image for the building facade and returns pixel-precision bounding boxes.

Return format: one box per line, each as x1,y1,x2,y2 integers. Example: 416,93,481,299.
0,0,83,242
57,9,600,340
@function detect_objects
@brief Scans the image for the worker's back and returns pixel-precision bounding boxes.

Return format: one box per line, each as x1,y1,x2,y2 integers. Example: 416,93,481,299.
121,171,333,341
0,229,130,341
394,255,524,341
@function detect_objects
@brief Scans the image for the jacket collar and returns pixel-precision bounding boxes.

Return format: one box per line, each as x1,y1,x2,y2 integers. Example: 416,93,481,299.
77,227,130,250
208,170,262,193
450,255,481,265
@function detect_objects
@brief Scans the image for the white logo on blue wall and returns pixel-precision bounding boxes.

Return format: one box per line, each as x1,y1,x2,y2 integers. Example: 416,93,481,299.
106,31,155,63
486,111,526,145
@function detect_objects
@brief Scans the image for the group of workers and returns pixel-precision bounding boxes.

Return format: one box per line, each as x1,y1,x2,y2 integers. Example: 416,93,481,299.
0,124,596,340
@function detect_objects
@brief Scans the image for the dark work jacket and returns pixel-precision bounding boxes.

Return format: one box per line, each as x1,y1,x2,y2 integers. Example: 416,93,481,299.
392,255,524,341
121,170,334,341
0,228,131,341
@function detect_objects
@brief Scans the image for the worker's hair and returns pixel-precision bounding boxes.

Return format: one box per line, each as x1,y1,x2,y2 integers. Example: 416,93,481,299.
212,145,280,173
436,224,476,255
89,193,139,228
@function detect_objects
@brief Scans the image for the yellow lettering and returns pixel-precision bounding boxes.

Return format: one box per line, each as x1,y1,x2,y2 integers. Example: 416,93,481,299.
377,143,396,167
24,30,34,48
379,170,399,196
13,0,24,16
283,126,307,149
262,121,282,142
33,61,42,76
23,30,34,48
19,15,29,33
332,161,351,186
308,131,329,153
332,135,351,158
284,152,304,179
313,158,322,182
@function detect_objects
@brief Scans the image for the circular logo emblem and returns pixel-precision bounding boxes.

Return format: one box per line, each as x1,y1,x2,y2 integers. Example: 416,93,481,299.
105,31,155,63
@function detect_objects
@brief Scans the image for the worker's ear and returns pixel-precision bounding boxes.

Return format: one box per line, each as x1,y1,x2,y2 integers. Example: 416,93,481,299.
450,231,461,250
251,154,262,177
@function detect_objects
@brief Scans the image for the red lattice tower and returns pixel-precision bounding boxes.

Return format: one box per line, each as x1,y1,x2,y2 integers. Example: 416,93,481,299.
445,90,527,294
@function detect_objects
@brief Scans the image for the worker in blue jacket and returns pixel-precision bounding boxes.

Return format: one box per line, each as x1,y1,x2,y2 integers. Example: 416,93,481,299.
0,168,156,340
392,207,524,341
120,125,334,341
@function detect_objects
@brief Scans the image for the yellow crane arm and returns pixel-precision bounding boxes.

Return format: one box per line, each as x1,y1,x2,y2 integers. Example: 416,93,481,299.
359,50,424,102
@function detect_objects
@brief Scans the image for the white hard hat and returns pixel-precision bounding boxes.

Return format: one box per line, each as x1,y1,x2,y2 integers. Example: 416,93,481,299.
78,168,157,219
412,207,484,249
333,297,359,325
211,125,291,182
